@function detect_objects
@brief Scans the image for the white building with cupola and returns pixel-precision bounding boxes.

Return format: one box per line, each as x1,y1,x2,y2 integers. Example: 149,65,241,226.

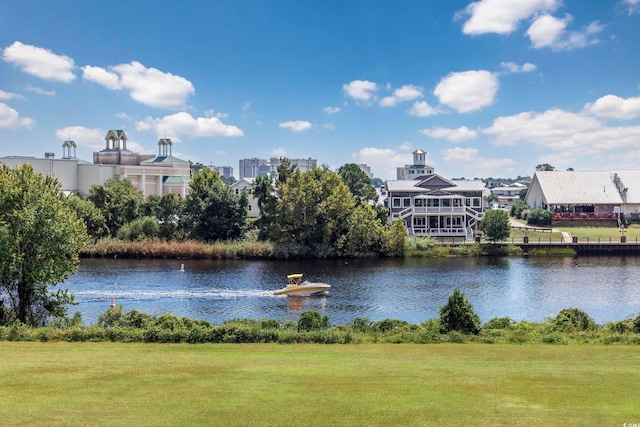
385,149,487,239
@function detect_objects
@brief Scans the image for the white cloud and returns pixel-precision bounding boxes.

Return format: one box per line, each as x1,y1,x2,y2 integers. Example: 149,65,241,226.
24,84,56,96
323,122,335,130
379,85,423,107
408,101,439,117
419,126,478,142
482,107,640,156
271,147,287,156
0,90,23,100
0,103,33,129
355,147,413,179
323,106,341,114
434,70,498,113
115,112,134,120
2,41,76,82
81,65,121,90
584,95,640,120
399,141,413,151
55,126,105,150
136,112,244,140
342,80,378,103
457,0,560,35
500,61,537,73
443,147,516,175
279,120,313,132
526,14,603,50
82,61,195,109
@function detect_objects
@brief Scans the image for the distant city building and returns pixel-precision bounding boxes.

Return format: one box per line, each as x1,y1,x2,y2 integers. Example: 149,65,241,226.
239,157,317,179
396,149,434,180
208,165,234,179
358,164,373,178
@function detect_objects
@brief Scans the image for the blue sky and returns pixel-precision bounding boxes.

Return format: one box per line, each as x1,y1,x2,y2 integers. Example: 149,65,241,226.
1,0,640,180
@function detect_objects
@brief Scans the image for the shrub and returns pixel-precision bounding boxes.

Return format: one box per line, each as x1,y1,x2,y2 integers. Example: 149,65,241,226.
526,208,552,226
483,317,514,330
297,310,329,332
117,216,160,241
97,306,125,328
373,319,411,334
439,288,481,335
551,308,598,332
351,317,373,333
633,313,640,333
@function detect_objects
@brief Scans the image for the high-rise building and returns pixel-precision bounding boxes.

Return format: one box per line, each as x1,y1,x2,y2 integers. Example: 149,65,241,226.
238,157,317,179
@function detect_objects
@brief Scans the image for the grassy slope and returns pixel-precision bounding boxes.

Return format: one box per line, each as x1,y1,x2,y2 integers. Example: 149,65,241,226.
1,342,638,426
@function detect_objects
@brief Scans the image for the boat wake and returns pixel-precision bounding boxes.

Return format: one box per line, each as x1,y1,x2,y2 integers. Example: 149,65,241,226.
71,289,275,302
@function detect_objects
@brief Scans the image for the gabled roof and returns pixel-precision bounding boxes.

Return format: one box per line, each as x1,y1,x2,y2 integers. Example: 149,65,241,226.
529,170,640,204
386,175,485,193
163,176,189,184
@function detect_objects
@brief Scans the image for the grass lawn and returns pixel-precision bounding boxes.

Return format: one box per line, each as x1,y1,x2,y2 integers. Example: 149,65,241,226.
555,224,640,241
1,343,638,426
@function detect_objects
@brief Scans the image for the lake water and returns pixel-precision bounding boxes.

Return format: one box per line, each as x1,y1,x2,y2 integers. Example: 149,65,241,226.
64,256,640,326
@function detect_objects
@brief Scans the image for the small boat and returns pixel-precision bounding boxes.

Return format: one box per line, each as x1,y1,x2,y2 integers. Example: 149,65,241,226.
273,273,331,296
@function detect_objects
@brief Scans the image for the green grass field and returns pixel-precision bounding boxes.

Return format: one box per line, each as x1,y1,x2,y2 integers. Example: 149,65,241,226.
1,342,638,426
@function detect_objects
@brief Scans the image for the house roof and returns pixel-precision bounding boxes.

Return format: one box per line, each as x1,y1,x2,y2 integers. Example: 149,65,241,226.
163,176,189,184
142,155,189,164
531,170,640,204
386,175,485,193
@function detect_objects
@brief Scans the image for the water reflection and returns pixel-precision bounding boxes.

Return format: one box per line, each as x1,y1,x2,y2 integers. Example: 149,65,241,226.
65,257,640,326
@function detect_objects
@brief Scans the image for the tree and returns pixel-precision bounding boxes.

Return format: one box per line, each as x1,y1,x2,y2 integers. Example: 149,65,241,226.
535,163,555,171
184,168,247,241
526,208,551,226
336,202,383,257
382,218,407,256
480,209,510,243
518,188,528,201
0,164,89,325
338,163,377,203
510,199,528,219
439,288,481,334
87,176,144,237
66,194,108,241
371,177,384,188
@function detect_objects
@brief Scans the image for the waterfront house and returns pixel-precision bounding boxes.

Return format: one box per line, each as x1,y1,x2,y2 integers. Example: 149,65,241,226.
230,178,259,218
385,149,487,239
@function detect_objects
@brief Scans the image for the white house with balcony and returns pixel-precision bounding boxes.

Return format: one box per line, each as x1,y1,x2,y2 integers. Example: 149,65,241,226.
231,178,259,218
385,149,487,239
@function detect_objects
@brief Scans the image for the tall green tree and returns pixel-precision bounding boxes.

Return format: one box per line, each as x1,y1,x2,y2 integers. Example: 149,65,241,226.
480,209,511,243
0,164,89,325
336,202,383,257
87,176,144,237
535,163,555,171
184,168,247,241
338,163,377,203
66,194,108,241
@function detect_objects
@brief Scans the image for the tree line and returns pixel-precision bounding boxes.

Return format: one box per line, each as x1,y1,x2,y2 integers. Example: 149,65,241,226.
1,161,406,326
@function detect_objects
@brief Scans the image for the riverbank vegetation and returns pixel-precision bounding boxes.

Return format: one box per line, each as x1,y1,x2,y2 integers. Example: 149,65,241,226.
2,342,637,426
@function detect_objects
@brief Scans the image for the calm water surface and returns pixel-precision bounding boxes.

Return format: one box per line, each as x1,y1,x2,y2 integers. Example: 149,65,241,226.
64,257,640,325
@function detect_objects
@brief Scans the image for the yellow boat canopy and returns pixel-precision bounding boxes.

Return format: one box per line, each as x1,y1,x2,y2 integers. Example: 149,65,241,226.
287,273,304,280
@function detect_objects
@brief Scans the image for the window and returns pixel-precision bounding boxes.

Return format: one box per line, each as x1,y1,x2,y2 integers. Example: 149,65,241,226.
393,198,401,208
465,198,471,207
413,217,425,226
415,199,424,207
235,189,239,194
473,198,480,207
403,198,411,207
442,199,451,207
248,205,252,211
453,199,462,207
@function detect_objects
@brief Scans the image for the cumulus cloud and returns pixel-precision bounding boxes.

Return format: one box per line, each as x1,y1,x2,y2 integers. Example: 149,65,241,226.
55,126,105,150
482,107,640,157
2,41,76,82
457,0,560,35
434,70,498,113
279,120,313,132
379,85,423,107
0,90,23,100
443,147,516,175
355,147,413,179
136,112,244,140
323,106,341,114
82,61,195,109
500,61,537,73
419,126,478,142
584,95,640,120
526,14,603,50
408,101,439,117
342,80,378,103
0,103,33,129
